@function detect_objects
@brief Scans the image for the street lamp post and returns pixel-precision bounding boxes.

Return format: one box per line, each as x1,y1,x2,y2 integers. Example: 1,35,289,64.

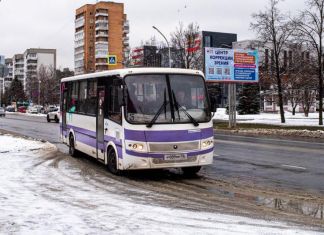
152,26,171,68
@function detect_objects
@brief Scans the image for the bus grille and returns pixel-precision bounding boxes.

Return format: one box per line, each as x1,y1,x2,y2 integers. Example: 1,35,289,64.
149,141,200,152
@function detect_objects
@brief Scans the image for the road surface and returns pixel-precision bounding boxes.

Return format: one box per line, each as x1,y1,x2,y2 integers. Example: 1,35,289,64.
1,113,324,228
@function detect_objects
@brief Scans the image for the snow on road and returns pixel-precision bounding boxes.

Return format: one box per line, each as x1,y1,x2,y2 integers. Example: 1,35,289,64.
0,134,321,234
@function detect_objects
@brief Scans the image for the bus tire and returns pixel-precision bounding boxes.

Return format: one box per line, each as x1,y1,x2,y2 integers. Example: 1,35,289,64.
182,166,201,176
107,148,120,175
69,134,78,158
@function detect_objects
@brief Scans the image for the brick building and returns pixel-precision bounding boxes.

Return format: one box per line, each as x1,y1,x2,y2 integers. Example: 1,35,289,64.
74,1,130,75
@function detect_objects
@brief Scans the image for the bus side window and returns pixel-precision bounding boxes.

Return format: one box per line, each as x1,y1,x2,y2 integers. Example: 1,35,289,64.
108,86,122,124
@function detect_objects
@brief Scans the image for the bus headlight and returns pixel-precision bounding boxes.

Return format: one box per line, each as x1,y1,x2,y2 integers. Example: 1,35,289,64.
125,141,147,152
201,138,214,149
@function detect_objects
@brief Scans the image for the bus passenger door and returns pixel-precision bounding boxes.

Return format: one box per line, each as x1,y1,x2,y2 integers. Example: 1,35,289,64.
97,86,105,161
61,83,68,142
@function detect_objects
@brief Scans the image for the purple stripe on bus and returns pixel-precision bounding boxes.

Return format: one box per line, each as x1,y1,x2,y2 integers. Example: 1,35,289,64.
124,128,213,142
125,147,214,158
117,146,123,159
67,124,95,138
75,132,97,148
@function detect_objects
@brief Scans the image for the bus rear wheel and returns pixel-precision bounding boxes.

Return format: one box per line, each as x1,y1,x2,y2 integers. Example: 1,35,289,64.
69,135,78,158
107,148,120,175
182,166,201,176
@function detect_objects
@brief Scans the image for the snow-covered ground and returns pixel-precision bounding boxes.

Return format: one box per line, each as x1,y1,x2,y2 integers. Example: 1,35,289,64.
0,134,321,234
214,108,323,127
7,112,47,117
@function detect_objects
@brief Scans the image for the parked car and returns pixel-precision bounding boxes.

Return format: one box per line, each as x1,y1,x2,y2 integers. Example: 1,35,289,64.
18,106,27,113
6,106,15,112
0,107,5,117
47,108,60,123
29,106,38,114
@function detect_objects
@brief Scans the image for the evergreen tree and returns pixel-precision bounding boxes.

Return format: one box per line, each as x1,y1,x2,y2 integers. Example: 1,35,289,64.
237,84,260,115
7,78,26,103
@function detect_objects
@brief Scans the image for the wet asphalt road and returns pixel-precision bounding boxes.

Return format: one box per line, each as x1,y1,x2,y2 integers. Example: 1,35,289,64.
1,113,324,194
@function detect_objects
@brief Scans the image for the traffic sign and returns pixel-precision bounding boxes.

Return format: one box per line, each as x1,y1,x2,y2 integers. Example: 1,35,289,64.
107,55,117,65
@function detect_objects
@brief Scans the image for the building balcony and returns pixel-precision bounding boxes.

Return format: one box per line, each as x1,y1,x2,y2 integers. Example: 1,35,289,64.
123,27,129,34
95,23,108,31
95,12,108,17
26,54,37,60
75,30,84,40
96,32,109,38
96,19,108,24
75,17,85,28
95,40,108,44
74,41,84,48
95,62,108,66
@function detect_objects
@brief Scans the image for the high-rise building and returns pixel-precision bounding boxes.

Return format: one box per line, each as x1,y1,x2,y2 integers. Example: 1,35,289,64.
74,1,130,75
11,49,56,92
13,54,25,87
4,58,13,91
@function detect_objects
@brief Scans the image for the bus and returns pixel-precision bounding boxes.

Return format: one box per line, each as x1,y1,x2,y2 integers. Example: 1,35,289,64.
60,68,216,175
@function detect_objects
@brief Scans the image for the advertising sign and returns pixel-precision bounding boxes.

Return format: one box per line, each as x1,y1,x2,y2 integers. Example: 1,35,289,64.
205,47,259,83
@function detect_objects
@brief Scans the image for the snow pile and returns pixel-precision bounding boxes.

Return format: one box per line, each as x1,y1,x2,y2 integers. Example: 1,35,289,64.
214,108,323,127
227,128,324,139
0,134,53,152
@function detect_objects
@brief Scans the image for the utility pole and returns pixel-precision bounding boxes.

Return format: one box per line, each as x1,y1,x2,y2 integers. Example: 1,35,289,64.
152,26,172,68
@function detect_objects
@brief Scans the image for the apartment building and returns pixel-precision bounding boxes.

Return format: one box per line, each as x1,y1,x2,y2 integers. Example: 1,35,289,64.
4,58,13,91
13,54,25,87
74,1,130,75
10,49,56,92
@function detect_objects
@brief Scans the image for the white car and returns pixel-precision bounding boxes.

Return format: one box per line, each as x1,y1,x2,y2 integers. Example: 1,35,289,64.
47,108,60,123
29,107,38,114
0,107,5,117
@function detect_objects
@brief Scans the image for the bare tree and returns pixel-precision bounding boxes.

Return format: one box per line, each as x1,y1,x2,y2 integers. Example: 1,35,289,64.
251,0,294,123
38,65,59,105
293,0,324,125
170,22,202,70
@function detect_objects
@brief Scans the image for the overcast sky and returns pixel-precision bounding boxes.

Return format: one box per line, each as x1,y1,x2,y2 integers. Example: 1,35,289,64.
0,0,306,69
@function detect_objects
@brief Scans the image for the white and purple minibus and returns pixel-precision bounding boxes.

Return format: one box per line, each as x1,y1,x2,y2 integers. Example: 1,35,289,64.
60,68,215,175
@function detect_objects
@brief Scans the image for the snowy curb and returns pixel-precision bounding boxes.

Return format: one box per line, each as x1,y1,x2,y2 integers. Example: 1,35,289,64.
220,128,324,139
0,133,57,153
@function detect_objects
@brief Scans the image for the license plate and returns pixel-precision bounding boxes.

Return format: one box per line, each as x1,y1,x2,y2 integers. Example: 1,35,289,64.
164,154,187,161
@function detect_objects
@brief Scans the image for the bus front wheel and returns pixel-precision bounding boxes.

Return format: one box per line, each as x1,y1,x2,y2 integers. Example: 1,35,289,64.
107,148,120,175
182,166,201,176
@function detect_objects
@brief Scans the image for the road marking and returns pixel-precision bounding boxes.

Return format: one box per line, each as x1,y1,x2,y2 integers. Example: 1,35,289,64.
281,164,307,170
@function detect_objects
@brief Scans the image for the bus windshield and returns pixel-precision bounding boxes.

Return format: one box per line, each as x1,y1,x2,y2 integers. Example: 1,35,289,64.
124,74,211,125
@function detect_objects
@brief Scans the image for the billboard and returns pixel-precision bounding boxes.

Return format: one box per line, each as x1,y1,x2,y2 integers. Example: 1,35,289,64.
205,47,259,83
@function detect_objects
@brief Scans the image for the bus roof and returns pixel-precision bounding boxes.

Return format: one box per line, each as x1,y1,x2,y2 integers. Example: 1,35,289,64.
61,67,204,83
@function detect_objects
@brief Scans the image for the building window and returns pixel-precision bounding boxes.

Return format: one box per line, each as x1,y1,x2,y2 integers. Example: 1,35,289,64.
204,35,211,47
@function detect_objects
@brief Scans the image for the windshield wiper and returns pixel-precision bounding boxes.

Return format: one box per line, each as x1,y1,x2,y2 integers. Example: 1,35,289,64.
146,89,168,128
172,90,199,127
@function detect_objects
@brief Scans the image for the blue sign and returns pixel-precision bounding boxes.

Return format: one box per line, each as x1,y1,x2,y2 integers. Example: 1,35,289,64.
107,55,117,65
205,48,259,83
